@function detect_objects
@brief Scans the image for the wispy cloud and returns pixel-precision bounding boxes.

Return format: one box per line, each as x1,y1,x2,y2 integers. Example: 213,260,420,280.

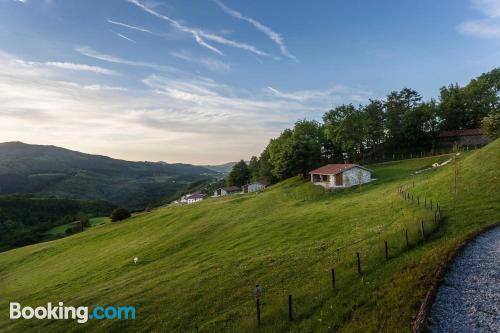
75,45,176,72
110,30,136,43
458,0,500,38
127,0,269,57
107,19,151,33
16,59,117,75
266,85,373,106
471,0,500,17
214,0,297,62
171,50,231,72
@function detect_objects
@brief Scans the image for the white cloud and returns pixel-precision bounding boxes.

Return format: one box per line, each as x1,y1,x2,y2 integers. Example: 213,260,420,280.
458,19,500,38
107,19,151,33
471,0,500,18
171,50,231,72
458,0,500,38
266,85,373,106
75,45,177,72
16,59,117,75
110,30,137,43
127,0,270,57
0,51,370,164
214,0,297,61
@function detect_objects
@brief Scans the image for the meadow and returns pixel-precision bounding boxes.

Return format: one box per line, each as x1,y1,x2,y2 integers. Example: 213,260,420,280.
0,140,498,332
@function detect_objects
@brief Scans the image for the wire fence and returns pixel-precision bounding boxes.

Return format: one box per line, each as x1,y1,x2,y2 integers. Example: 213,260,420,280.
177,181,444,332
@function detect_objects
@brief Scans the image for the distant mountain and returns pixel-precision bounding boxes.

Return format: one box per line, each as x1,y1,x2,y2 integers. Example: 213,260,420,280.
0,142,215,209
201,162,238,173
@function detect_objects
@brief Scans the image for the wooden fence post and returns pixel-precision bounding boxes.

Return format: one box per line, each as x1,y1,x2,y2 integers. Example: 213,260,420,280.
384,241,389,260
288,295,293,322
356,252,361,275
405,229,409,249
417,196,420,206
420,220,425,240
256,299,261,327
331,268,336,289
430,199,433,210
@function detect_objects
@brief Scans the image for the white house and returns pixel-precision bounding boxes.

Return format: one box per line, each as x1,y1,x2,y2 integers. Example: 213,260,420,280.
242,182,267,193
309,164,372,189
185,193,206,204
213,186,241,197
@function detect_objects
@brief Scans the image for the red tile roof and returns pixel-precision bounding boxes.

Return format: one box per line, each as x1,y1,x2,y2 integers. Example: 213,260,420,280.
309,164,370,175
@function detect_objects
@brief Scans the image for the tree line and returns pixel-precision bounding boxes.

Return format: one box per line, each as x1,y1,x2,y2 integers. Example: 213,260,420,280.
227,68,499,186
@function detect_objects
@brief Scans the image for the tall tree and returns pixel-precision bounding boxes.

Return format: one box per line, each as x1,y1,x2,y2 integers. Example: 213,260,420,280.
385,88,422,148
323,104,366,161
291,119,324,176
227,160,251,187
362,99,385,148
248,156,260,181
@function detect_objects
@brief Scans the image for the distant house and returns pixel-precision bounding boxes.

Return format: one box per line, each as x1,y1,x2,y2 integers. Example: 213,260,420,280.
309,164,372,189
185,193,206,204
213,186,241,197
437,128,491,147
242,182,267,193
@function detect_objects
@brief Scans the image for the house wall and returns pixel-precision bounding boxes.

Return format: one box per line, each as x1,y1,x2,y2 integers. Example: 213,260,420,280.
341,167,371,187
248,183,265,192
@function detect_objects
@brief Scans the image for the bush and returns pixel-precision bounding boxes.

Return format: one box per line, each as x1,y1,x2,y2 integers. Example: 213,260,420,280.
111,208,131,222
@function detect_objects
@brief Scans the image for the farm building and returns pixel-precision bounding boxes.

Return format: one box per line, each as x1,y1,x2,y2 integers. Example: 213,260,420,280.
242,182,267,193
185,193,206,204
213,186,241,197
309,164,372,189
437,128,491,148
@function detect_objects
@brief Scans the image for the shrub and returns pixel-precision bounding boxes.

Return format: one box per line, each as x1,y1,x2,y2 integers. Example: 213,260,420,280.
110,208,131,222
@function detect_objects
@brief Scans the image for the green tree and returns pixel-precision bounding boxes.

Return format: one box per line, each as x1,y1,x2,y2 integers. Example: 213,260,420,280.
248,156,260,181
400,101,439,149
323,104,366,160
481,114,500,139
385,88,422,147
227,160,251,187
438,83,468,130
291,119,324,176
362,99,385,148
257,147,276,184
111,208,131,222
267,129,296,180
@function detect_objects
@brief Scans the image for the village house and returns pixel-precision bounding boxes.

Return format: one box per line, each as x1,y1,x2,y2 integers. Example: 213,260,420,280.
242,181,267,193
436,128,491,148
309,164,372,189
185,193,206,204
213,186,241,197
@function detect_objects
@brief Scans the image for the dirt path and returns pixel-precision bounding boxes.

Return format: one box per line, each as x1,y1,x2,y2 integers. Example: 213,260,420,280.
429,226,500,332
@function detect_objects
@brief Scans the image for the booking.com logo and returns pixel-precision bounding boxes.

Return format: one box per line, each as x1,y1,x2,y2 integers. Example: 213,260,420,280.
10,302,136,324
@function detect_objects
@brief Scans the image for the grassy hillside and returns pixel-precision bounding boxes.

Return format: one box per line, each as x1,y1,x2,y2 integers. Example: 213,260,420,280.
0,142,215,209
0,195,116,251
0,141,498,332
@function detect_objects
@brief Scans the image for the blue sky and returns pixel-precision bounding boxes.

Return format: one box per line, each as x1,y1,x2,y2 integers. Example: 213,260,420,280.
0,0,499,163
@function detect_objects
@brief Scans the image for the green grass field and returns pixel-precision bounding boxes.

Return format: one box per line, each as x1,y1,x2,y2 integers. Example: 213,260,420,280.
43,217,112,237
0,141,498,332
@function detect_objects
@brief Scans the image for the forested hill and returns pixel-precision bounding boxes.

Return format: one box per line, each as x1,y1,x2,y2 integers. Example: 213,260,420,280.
0,142,215,209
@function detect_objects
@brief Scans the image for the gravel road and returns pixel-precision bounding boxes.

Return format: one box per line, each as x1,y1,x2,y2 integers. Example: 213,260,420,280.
429,226,500,332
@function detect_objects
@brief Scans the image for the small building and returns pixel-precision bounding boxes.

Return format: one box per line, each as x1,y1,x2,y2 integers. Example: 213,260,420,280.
185,193,206,204
242,182,267,193
437,128,491,148
213,186,241,197
309,164,372,189
179,191,203,204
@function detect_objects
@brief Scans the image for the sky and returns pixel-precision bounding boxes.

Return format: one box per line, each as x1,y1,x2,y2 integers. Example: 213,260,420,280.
0,0,499,164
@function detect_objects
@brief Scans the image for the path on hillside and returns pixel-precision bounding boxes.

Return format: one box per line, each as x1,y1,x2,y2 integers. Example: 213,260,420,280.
429,226,500,332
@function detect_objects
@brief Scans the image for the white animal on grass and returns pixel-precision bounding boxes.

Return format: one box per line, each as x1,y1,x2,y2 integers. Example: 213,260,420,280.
133,257,139,264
